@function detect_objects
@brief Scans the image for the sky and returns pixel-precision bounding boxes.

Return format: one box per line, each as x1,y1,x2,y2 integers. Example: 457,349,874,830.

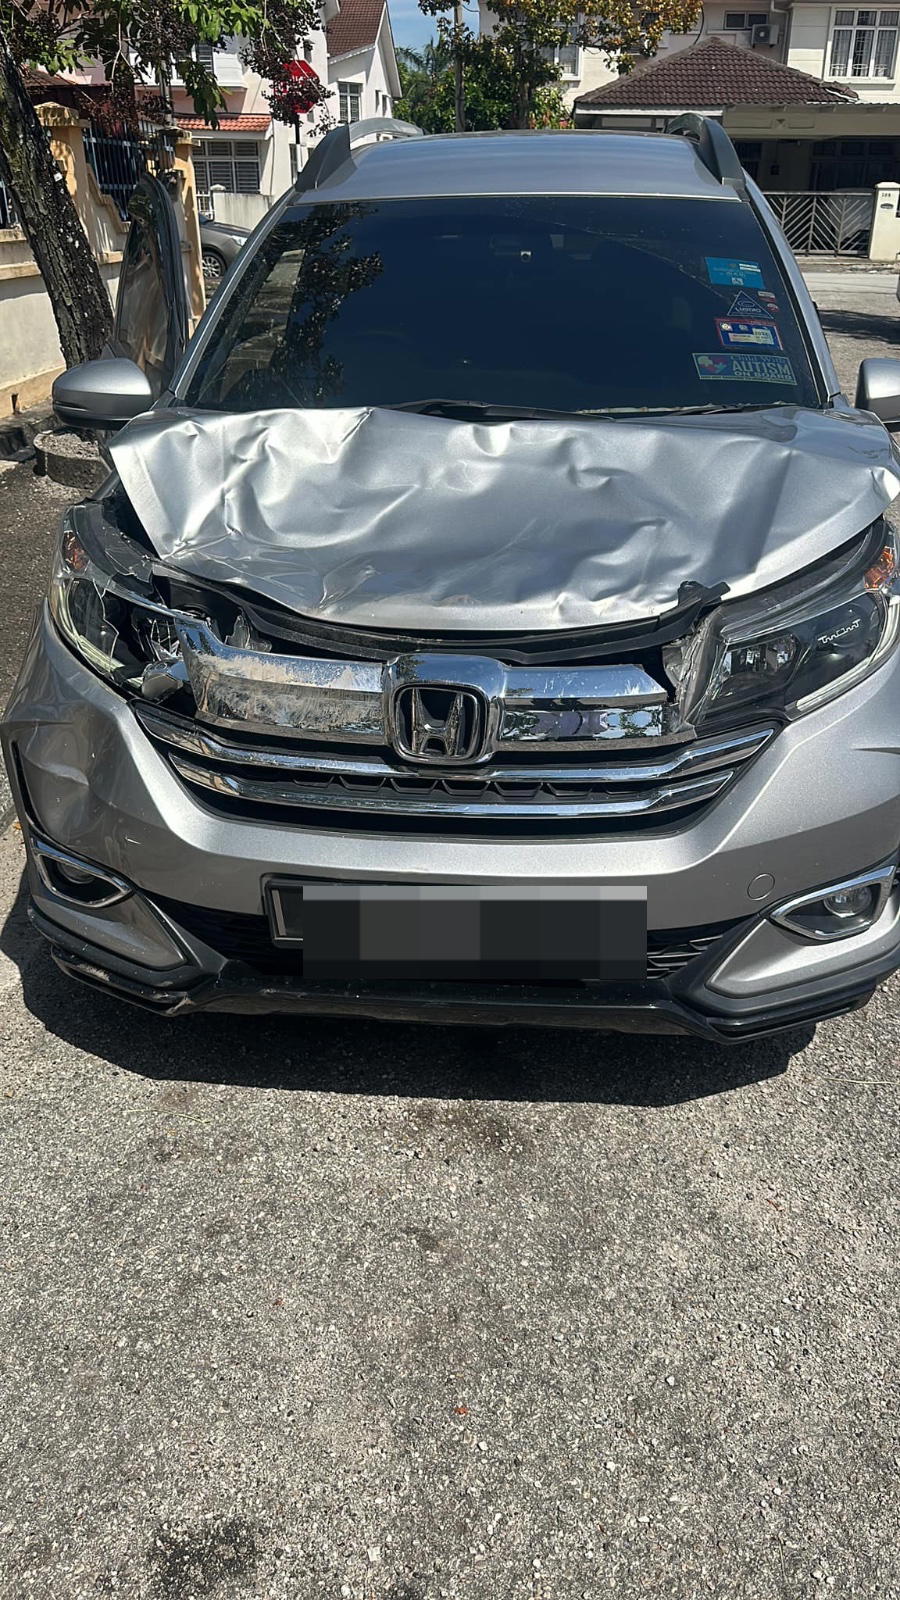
388,0,480,52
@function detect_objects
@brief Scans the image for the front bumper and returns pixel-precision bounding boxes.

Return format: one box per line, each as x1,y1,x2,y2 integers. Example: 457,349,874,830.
5,606,900,1038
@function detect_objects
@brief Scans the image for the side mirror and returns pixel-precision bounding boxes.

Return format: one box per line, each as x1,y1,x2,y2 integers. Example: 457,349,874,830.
52,358,153,430
855,358,900,428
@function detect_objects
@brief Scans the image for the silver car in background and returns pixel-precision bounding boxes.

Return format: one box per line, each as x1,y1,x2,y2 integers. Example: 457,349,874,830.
6,116,900,1040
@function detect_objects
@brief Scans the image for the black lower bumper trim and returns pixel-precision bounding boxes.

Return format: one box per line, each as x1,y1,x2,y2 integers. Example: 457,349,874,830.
41,929,880,1042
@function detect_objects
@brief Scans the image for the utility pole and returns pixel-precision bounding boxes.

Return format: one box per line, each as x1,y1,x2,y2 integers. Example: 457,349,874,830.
453,0,465,131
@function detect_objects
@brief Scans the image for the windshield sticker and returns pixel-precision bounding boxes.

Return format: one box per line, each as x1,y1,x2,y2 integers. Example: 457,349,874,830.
705,257,765,288
716,318,783,351
694,352,795,384
727,290,771,319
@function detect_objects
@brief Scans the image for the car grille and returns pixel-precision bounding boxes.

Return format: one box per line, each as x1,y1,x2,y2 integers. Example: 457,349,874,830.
156,895,738,984
136,705,776,835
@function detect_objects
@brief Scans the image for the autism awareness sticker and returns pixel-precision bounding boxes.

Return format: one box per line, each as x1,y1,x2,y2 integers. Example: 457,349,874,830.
694,352,795,383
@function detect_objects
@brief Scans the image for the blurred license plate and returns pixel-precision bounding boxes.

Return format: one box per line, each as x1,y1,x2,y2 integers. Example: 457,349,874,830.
268,883,646,981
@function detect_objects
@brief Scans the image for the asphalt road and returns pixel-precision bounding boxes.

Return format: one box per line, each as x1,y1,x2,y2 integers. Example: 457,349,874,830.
0,280,899,1600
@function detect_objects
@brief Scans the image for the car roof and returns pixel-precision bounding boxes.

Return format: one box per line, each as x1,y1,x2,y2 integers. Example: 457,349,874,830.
294,129,740,206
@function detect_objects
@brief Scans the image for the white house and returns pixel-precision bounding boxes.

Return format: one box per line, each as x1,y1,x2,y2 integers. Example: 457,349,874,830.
170,0,399,221
566,13,900,259
170,13,335,220
479,0,900,112
325,0,401,126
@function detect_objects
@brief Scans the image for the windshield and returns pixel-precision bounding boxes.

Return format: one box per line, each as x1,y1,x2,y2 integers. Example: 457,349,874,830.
185,194,822,416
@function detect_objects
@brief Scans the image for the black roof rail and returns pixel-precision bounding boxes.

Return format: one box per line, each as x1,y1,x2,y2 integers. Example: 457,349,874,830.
665,113,747,195
295,117,423,193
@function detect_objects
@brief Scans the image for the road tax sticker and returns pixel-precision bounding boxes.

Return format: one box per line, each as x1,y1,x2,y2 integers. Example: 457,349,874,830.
694,352,796,384
716,317,783,350
727,290,771,318
705,257,765,288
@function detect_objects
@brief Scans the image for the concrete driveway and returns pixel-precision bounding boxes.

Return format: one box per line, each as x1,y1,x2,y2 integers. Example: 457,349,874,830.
0,276,898,1600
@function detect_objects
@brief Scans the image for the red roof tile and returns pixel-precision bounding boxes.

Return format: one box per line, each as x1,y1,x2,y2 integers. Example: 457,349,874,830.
575,36,857,109
326,0,385,58
178,112,272,131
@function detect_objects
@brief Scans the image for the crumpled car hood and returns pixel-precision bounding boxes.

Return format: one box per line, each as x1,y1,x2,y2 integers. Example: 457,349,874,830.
109,403,900,631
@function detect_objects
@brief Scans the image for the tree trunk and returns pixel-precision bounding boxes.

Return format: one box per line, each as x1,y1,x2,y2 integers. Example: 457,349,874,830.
509,45,534,128
452,0,465,132
0,24,113,368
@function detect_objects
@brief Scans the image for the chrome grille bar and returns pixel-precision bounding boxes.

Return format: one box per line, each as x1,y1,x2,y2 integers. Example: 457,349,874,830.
137,706,772,787
166,752,734,819
174,624,689,753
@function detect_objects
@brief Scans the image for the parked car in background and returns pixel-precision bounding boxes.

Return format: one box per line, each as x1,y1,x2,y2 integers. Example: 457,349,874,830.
199,217,250,287
8,118,900,1040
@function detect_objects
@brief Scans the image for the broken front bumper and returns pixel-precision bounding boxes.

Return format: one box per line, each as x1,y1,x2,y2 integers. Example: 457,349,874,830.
5,605,900,1038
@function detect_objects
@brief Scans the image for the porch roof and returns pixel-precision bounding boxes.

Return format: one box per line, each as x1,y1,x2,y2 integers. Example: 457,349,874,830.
574,37,858,111
177,113,272,133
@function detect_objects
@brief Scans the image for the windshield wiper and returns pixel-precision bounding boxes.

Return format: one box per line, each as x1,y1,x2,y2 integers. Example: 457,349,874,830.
384,398,801,422
600,401,800,418
384,398,612,422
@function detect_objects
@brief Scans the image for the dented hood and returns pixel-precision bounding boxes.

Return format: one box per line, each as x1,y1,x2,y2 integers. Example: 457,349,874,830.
109,404,900,631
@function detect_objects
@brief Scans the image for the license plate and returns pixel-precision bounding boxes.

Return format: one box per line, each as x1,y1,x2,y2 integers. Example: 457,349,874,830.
267,883,647,981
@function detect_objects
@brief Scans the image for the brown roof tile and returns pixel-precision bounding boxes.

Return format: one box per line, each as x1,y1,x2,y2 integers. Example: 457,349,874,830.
575,36,857,109
178,112,272,131
326,0,385,58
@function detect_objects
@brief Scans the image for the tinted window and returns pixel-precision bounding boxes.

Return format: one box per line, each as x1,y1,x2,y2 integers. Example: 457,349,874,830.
115,217,171,397
186,195,821,415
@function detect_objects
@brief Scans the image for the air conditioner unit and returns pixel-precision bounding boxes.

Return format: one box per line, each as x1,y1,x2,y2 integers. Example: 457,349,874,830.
752,22,779,44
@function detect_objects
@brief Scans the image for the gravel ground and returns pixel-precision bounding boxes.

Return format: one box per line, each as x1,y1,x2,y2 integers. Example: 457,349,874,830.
0,281,898,1600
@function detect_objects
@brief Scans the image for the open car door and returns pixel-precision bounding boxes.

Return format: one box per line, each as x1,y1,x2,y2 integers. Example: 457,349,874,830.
110,173,190,399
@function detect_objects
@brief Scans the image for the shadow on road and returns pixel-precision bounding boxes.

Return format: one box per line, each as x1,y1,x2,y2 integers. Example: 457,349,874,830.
0,869,812,1109
817,306,900,346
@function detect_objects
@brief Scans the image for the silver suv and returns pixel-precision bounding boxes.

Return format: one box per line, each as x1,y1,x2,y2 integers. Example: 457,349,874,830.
7,115,900,1040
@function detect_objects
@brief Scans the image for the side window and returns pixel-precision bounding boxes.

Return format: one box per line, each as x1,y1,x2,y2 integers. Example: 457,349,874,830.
338,81,362,123
114,218,170,396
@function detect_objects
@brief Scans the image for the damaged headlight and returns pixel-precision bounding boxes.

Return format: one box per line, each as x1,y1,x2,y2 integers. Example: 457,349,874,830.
49,519,186,685
673,524,900,725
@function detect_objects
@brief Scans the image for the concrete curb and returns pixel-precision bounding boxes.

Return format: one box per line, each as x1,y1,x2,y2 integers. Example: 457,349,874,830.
33,428,106,492
0,414,41,465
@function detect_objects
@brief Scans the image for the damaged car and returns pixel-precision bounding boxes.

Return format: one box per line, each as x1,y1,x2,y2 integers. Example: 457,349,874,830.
6,114,900,1039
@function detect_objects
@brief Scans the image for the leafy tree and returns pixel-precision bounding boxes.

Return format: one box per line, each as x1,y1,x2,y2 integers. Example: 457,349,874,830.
396,32,568,131
0,0,323,366
420,0,701,129
395,38,453,131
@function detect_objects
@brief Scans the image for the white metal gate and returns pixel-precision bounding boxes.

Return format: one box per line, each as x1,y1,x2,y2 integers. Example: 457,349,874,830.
765,190,874,256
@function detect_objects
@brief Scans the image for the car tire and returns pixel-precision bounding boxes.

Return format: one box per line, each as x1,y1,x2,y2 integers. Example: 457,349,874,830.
202,247,227,288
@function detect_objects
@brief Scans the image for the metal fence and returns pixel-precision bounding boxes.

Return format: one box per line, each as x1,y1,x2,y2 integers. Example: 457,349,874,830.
82,121,149,219
0,177,18,229
765,190,874,257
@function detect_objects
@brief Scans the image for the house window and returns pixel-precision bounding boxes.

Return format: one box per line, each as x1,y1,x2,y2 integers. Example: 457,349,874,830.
724,11,768,26
540,28,581,78
193,139,261,202
195,40,215,67
338,81,362,122
829,8,899,77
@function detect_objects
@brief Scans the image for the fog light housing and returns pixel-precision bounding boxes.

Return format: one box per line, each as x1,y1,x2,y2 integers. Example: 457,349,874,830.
30,836,130,908
771,864,896,943
822,885,877,920
54,859,97,888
